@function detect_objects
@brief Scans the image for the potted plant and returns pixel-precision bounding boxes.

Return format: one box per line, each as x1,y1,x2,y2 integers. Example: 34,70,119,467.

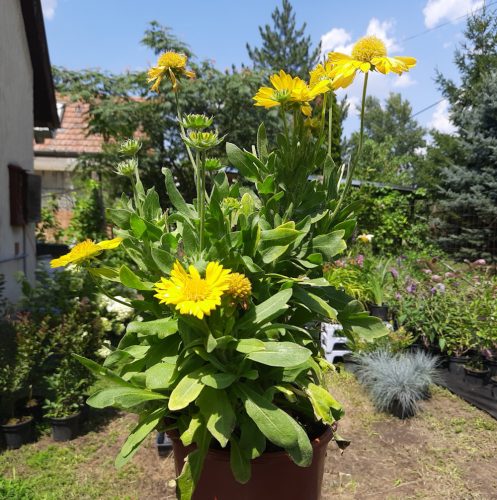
463,357,490,384
0,342,35,449
58,37,415,499
43,359,86,441
366,259,393,321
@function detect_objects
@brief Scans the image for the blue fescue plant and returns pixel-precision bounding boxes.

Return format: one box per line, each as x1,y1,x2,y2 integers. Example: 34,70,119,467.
354,350,441,418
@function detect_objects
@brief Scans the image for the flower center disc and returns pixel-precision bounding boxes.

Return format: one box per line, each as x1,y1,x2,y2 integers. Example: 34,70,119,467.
183,278,210,301
351,36,387,62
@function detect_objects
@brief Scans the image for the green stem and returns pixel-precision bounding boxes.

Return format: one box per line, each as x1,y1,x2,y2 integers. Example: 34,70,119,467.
195,151,201,213
280,106,289,140
331,72,369,219
327,92,334,158
88,271,133,308
174,93,197,171
199,153,206,253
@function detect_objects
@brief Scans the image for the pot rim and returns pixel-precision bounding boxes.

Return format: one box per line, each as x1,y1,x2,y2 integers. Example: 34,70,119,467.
1,416,34,429
48,411,82,423
168,425,334,463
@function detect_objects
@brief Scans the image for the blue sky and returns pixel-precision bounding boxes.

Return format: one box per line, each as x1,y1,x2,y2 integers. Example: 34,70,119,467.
41,0,487,136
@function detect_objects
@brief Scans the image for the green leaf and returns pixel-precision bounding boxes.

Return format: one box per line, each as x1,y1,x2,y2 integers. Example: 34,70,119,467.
239,415,266,459
151,247,175,274
293,286,337,320
169,368,205,411
238,385,312,467
246,342,311,367
130,213,147,238
115,407,166,468
237,288,293,331
119,265,155,291
196,387,235,447
87,386,167,409
230,436,251,484
73,354,131,387
311,231,346,260
256,122,269,161
88,267,120,281
162,167,197,219
260,244,289,264
127,317,178,339
145,363,175,390
201,373,237,389
143,188,161,221
236,338,266,354
226,143,260,181
180,414,202,446
260,227,301,246
305,383,343,424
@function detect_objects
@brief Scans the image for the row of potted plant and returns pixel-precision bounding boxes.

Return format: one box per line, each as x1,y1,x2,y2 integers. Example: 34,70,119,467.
0,265,131,449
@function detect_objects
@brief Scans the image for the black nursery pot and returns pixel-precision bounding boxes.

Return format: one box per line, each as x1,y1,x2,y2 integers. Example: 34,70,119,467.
49,412,81,442
463,365,490,386
368,305,389,321
1,417,34,449
448,356,470,377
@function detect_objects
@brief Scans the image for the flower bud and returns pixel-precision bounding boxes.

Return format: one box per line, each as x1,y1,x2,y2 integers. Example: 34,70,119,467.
115,158,138,177
119,139,142,156
180,114,213,130
183,131,224,151
204,157,222,171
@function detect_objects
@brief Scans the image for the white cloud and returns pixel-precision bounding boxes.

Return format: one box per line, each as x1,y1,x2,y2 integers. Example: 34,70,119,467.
423,0,483,29
320,28,352,56
320,17,400,59
393,74,417,88
365,18,401,52
41,0,58,20
345,96,360,116
428,99,456,134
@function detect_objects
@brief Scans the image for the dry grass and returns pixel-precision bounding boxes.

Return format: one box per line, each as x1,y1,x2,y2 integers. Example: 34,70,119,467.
1,371,496,499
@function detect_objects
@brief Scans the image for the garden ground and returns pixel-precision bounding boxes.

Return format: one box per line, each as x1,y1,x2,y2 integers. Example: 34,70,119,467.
1,370,497,500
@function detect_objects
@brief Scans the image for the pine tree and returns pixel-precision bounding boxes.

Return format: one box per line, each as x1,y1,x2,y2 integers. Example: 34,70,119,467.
246,0,320,79
434,7,497,260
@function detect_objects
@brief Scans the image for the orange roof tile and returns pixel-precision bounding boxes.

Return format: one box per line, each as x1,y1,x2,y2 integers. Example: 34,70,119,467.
34,96,104,155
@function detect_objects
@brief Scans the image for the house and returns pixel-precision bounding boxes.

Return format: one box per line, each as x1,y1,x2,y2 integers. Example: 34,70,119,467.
0,0,59,302
34,96,104,228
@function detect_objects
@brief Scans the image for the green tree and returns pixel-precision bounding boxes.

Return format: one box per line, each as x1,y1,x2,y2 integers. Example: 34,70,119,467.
347,93,426,185
53,23,273,206
434,7,497,260
246,0,320,79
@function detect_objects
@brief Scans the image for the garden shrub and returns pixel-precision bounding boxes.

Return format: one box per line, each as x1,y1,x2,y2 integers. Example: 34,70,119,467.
354,350,440,418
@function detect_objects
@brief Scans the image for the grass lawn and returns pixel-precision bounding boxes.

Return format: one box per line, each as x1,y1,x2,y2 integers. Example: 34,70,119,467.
1,370,496,499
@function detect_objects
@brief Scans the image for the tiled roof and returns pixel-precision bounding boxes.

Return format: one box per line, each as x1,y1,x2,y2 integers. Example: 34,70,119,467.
34,96,103,155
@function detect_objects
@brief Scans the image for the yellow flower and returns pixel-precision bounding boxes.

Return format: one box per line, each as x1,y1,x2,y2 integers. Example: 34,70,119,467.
253,70,329,116
253,70,299,109
154,260,231,319
309,61,334,90
226,272,252,300
327,35,416,89
357,234,374,244
147,51,195,92
50,237,123,268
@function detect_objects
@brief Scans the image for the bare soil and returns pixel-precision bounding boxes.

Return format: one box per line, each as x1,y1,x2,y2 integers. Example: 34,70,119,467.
2,370,497,499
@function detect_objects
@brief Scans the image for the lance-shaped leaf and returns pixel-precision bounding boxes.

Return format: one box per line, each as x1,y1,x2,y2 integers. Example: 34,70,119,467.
246,342,311,367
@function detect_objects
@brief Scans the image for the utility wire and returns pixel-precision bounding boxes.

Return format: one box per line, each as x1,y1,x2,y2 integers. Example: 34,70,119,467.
401,0,497,43
411,99,445,118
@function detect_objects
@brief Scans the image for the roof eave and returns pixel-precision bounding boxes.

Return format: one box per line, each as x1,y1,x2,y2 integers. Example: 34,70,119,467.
20,0,60,129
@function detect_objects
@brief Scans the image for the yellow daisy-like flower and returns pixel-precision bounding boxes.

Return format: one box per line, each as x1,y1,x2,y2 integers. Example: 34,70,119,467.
50,237,123,268
154,260,231,319
226,272,252,300
253,70,329,116
147,51,196,93
309,61,335,90
327,35,416,89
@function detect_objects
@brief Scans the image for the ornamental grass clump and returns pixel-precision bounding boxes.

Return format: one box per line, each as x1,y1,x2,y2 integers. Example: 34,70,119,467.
355,350,441,419
50,39,416,498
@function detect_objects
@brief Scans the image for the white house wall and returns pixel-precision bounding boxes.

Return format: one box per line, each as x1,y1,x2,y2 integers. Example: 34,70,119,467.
0,0,36,302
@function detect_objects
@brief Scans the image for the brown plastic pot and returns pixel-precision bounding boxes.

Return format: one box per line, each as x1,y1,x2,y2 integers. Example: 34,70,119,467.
168,426,333,500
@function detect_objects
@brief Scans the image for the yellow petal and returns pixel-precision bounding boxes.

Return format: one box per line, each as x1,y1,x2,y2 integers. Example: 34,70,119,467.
97,237,123,250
